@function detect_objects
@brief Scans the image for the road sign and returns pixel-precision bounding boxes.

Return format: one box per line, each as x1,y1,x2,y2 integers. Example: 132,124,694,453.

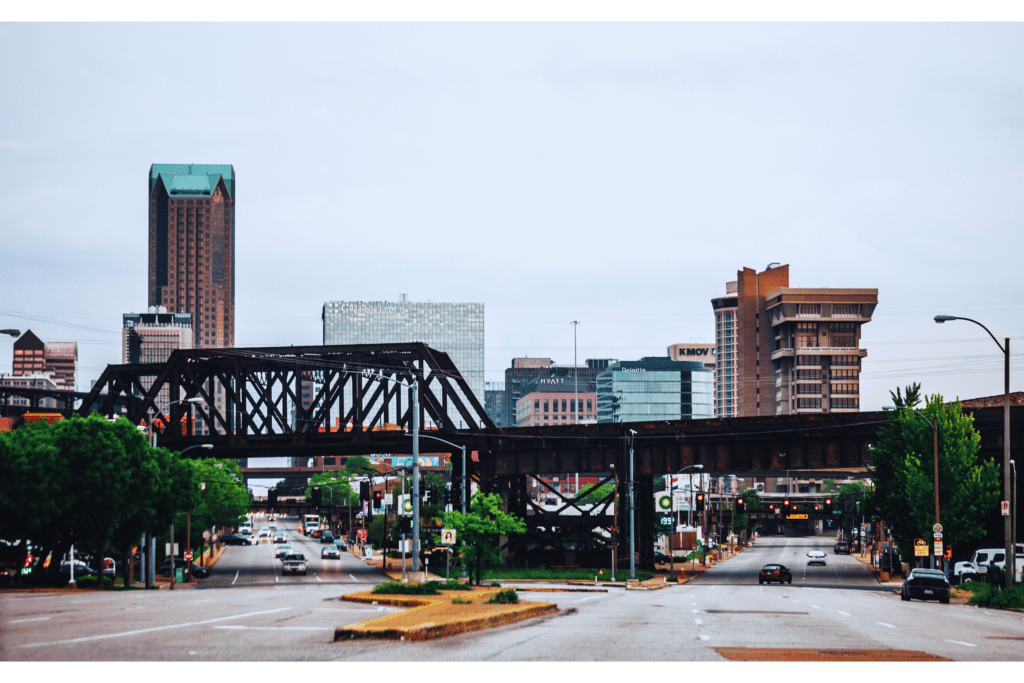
657,514,674,530
1002,501,1011,516
441,528,457,545
933,523,943,534
934,539,943,556
184,551,193,561
786,514,809,520
914,539,928,557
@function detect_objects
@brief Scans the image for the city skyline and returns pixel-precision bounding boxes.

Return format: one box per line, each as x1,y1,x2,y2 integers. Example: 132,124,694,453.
1,22,1022,411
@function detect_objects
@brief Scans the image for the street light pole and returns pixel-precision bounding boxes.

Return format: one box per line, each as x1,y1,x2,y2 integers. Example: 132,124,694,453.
936,314,1012,588
571,321,579,425
669,464,703,574
407,432,468,579
629,429,637,581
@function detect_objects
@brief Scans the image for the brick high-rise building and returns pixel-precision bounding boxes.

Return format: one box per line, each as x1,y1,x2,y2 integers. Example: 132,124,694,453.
711,264,877,417
148,164,235,349
12,330,77,392
149,164,235,433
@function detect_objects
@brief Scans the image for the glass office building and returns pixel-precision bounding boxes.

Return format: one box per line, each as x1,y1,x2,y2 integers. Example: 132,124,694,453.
596,357,713,424
322,297,485,411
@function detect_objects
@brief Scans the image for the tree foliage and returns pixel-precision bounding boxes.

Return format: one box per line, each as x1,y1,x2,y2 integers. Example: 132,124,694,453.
305,471,359,506
574,482,616,505
441,492,526,585
730,488,762,535
868,384,1000,562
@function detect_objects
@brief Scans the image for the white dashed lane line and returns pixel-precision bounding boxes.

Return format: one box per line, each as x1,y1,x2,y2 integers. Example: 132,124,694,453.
876,622,896,628
10,617,51,624
945,640,977,647
694,619,703,625
837,611,850,616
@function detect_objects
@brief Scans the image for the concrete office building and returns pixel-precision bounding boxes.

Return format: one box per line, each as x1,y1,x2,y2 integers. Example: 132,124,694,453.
122,308,194,411
322,296,484,426
0,373,62,409
515,380,597,427
711,264,877,417
485,381,509,427
596,357,713,424
502,357,616,428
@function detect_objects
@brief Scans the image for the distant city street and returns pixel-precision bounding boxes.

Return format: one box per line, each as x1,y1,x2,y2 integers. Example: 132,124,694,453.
4,536,1024,661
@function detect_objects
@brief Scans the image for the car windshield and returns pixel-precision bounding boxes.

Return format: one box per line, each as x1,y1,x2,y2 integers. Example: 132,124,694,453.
286,554,304,561
911,569,946,578
762,565,780,570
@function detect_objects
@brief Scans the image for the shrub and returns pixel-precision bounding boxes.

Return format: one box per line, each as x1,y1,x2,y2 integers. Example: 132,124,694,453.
490,581,501,587
371,581,441,595
967,583,1024,609
487,589,519,604
451,597,472,604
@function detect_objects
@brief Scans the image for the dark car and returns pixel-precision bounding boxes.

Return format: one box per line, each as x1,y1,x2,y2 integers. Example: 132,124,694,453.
654,551,673,564
160,558,210,579
320,531,335,544
834,541,850,554
901,568,950,604
219,533,253,546
759,564,792,584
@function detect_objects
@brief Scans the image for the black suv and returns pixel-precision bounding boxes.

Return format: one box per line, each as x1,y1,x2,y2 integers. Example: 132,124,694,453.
320,531,335,544
834,541,850,554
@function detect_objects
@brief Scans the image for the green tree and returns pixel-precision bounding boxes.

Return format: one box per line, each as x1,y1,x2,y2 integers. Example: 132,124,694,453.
305,471,359,506
441,492,526,585
187,458,250,549
344,455,378,476
869,385,1000,563
574,482,616,505
730,488,762,536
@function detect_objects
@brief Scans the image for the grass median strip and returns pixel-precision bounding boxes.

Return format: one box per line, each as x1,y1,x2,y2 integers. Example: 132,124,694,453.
334,585,556,641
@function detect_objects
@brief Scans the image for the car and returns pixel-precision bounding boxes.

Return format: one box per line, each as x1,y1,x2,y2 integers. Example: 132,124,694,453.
269,524,277,532
333,538,347,551
834,541,850,554
320,531,335,544
759,564,792,584
238,525,252,535
282,552,308,576
274,544,293,560
59,560,97,578
654,551,673,564
807,551,827,566
273,531,288,544
160,558,210,579
258,527,272,539
902,568,951,603
220,533,253,546
321,546,341,560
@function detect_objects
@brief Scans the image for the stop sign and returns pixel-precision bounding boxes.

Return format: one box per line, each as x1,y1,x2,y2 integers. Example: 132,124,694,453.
184,551,193,561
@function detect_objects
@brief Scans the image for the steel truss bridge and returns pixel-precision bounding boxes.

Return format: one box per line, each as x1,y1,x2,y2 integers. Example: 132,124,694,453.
4,343,1021,570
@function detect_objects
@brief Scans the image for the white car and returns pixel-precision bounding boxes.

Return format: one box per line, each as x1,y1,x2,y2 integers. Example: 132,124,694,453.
258,527,272,539
806,551,827,566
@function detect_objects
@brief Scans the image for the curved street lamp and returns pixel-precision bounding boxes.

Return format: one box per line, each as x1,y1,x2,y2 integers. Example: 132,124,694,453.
935,314,1012,588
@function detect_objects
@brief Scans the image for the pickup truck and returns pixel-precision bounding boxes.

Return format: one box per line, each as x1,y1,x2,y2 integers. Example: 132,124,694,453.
282,552,308,576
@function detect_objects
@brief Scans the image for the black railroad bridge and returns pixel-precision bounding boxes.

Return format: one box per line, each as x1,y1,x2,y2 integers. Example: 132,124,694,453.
7,343,1019,570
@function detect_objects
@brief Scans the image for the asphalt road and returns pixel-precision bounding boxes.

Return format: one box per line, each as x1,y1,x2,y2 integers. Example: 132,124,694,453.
203,515,389,589
5,534,1024,661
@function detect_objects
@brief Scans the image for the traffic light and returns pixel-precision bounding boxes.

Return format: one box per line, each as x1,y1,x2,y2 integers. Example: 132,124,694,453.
696,493,706,512
736,497,745,513
782,498,790,512
312,486,322,507
824,497,833,513
399,516,412,533
359,481,370,502
814,504,821,513
372,490,383,509
268,489,278,508
609,526,618,543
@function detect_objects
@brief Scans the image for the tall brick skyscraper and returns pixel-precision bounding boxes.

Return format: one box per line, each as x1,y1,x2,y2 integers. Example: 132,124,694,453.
148,164,235,349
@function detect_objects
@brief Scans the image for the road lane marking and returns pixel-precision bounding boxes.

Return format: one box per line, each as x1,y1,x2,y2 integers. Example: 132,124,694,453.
876,622,896,628
315,575,322,582
837,611,850,616
18,607,293,649
214,626,328,631
194,599,212,603
692,609,699,613
10,617,51,624
699,635,709,640
945,640,977,647
350,574,358,581
709,586,717,591
811,605,820,609
694,619,703,624
575,596,598,602
232,571,239,585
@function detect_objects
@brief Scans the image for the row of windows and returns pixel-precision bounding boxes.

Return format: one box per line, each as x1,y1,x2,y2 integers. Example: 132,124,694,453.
533,399,594,413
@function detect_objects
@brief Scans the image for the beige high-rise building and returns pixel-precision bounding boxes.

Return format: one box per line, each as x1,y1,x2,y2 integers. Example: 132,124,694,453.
712,265,877,417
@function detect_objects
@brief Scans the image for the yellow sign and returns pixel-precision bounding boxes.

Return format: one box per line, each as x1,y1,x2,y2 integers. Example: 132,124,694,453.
914,539,928,557
934,539,943,556
786,514,809,520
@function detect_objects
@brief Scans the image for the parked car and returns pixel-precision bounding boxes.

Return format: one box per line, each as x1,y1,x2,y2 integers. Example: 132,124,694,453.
759,564,792,584
654,551,673,564
160,558,210,579
282,552,308,576
220,533,254,546
834,541,850,554
901,568,951,603
321,545,341,560
59,560,97,578
320,531,335,544
274,544,293,560
806,551,827,566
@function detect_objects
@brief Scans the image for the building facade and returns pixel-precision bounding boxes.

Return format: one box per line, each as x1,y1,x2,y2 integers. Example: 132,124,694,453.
711,265,877,417
122,308,194,411
148,164,235,350
502,357,615,427
0,373,61,409
596,358,713,424
515,381,597,427
322,296,484,424
485,381,509,428
12,330,77,392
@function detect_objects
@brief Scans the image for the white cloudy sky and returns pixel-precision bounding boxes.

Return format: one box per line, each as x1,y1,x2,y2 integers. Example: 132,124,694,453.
1,15,1022,413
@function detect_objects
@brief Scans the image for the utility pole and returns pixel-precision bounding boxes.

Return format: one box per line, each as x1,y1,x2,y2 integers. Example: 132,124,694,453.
629,429,637,581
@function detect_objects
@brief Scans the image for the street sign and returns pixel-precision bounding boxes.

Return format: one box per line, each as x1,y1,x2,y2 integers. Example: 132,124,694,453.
914,539,928,557
934,539,943,556
657,514,674,530
1002,501,1010,516
933,523,943,534
786,514,809,520
441,528,457,545
184,551,193,561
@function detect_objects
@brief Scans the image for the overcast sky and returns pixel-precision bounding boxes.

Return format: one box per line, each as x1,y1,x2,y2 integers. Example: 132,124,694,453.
1,20,1022,414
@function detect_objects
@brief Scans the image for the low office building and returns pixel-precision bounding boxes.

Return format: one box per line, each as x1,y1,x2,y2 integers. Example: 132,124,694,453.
515,380,597,427
596,357,713,424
